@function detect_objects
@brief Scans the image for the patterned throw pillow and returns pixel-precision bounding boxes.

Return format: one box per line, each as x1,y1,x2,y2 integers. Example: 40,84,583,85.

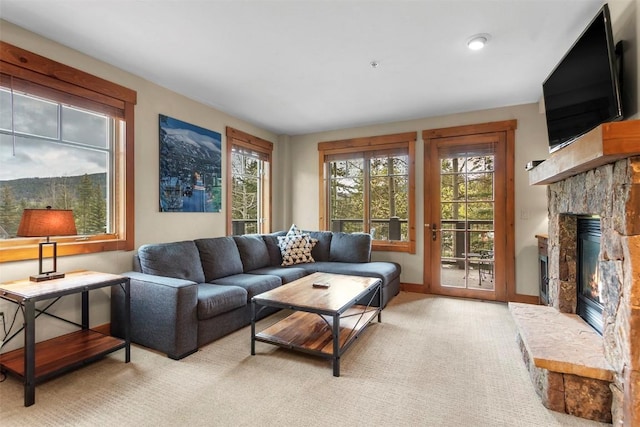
278,225,318,266
286,223,303,236
285,223,319,245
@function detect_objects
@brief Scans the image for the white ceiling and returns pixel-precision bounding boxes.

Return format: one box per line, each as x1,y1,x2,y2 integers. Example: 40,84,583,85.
0,0,606,136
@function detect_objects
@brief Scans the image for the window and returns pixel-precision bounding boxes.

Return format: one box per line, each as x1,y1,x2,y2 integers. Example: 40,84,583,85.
1,91,115,235
318,132,416,253
226,127,272,235
0,42,136,262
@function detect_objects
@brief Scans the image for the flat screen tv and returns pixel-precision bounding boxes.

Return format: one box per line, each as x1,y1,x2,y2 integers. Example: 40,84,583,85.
543,3,623,153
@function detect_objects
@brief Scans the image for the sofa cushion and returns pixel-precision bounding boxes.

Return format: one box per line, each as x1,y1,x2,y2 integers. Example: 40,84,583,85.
233,235,271,271
262,231,286,266
197,284,247,320
137,240,205,283
278,233,317,266
211,273,282,301
306,231,332,262
195,237,244,281
307,261,400,286
329,232,372,263
248,266,308,284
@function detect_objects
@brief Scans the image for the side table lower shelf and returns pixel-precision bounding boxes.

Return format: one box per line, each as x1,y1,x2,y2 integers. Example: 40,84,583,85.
0,329,127,382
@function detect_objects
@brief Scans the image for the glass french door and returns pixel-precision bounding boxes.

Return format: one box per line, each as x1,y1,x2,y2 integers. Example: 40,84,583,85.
425,132,507,301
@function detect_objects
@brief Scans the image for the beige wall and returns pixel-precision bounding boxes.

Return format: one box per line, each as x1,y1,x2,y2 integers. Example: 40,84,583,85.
0,21,279,351
285,103,550,294
610,0,639,119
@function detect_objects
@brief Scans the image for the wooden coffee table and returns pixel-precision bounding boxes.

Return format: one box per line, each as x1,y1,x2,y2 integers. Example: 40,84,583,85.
250,272,382,376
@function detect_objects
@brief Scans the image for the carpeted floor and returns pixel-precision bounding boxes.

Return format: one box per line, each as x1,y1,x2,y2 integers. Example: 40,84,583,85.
0,292,608,426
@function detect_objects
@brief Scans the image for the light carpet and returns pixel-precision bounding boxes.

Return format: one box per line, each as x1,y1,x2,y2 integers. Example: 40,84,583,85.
0,292,608,426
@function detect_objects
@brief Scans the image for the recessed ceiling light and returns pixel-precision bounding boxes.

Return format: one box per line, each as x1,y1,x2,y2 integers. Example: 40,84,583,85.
467,34,491,51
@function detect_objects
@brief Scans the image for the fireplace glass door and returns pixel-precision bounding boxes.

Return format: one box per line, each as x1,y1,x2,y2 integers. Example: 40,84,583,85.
577,217,603,334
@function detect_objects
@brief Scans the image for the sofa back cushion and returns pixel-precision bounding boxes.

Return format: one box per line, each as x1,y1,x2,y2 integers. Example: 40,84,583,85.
233,235,270,271
195,237,244,281
262,231,286,266
306,231,332,262
137,240,205,283
329,232,372,263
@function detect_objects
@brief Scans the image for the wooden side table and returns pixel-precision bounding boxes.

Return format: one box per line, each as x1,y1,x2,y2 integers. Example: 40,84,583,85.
0,270,130,406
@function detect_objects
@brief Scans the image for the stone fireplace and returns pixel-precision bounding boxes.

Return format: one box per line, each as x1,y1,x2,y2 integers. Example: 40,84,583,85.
520,121,640,426
547,156,639,425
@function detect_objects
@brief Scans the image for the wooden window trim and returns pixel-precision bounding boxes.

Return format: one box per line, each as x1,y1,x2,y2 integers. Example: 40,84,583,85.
318,131,417,253
0,42,136,263
225,127,273,235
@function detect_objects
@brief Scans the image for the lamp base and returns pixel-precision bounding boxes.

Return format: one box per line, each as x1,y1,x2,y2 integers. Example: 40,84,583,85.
29,272,65,282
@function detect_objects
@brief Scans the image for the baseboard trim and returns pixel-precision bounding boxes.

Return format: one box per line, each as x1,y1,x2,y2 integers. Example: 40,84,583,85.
401,283,540,304
508,294,540,304
400,282,428,293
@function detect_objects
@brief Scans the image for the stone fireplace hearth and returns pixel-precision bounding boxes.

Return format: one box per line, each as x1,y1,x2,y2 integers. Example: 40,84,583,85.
524,121,640,426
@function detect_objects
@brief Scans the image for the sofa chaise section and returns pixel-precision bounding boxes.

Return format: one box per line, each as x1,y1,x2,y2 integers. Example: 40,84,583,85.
262,231,401,307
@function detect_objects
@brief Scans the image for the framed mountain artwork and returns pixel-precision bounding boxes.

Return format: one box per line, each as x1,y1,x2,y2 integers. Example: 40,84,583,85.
159,114,222,212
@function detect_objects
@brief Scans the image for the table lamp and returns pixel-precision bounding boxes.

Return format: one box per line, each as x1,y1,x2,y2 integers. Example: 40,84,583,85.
16,206,78,282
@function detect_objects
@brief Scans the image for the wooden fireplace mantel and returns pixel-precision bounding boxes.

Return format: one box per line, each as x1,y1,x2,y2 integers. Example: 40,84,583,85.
529,120,640,185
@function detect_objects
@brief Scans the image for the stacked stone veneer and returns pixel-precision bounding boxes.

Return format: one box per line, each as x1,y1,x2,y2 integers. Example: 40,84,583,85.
547,156,640,426
511,302,614,423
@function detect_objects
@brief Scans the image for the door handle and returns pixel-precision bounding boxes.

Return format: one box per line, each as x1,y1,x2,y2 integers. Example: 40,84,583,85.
432,223,438,241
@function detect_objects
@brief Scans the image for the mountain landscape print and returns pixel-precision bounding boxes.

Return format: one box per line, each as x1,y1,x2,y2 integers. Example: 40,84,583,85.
159,114,222,212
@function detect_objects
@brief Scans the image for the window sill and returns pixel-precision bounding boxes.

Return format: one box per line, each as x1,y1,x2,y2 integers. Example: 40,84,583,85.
0,235,132,263
372,240,415,254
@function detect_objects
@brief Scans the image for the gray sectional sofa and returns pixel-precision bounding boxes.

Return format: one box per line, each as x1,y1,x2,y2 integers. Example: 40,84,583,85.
111,231,401,359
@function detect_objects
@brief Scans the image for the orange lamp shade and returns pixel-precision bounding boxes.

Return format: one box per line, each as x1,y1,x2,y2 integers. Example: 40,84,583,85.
16,208,78,237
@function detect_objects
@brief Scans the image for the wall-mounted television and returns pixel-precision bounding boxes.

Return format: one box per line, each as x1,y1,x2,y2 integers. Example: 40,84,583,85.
543,3,623,153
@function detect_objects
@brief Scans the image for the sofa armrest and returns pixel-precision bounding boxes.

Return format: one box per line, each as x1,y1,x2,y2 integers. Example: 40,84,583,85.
111,271,199,359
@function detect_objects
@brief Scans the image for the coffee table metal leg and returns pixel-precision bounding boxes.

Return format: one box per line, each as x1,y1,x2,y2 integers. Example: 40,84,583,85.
378,281,383,322
250,300,256,355
124,279,131,363
332,313,340,377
